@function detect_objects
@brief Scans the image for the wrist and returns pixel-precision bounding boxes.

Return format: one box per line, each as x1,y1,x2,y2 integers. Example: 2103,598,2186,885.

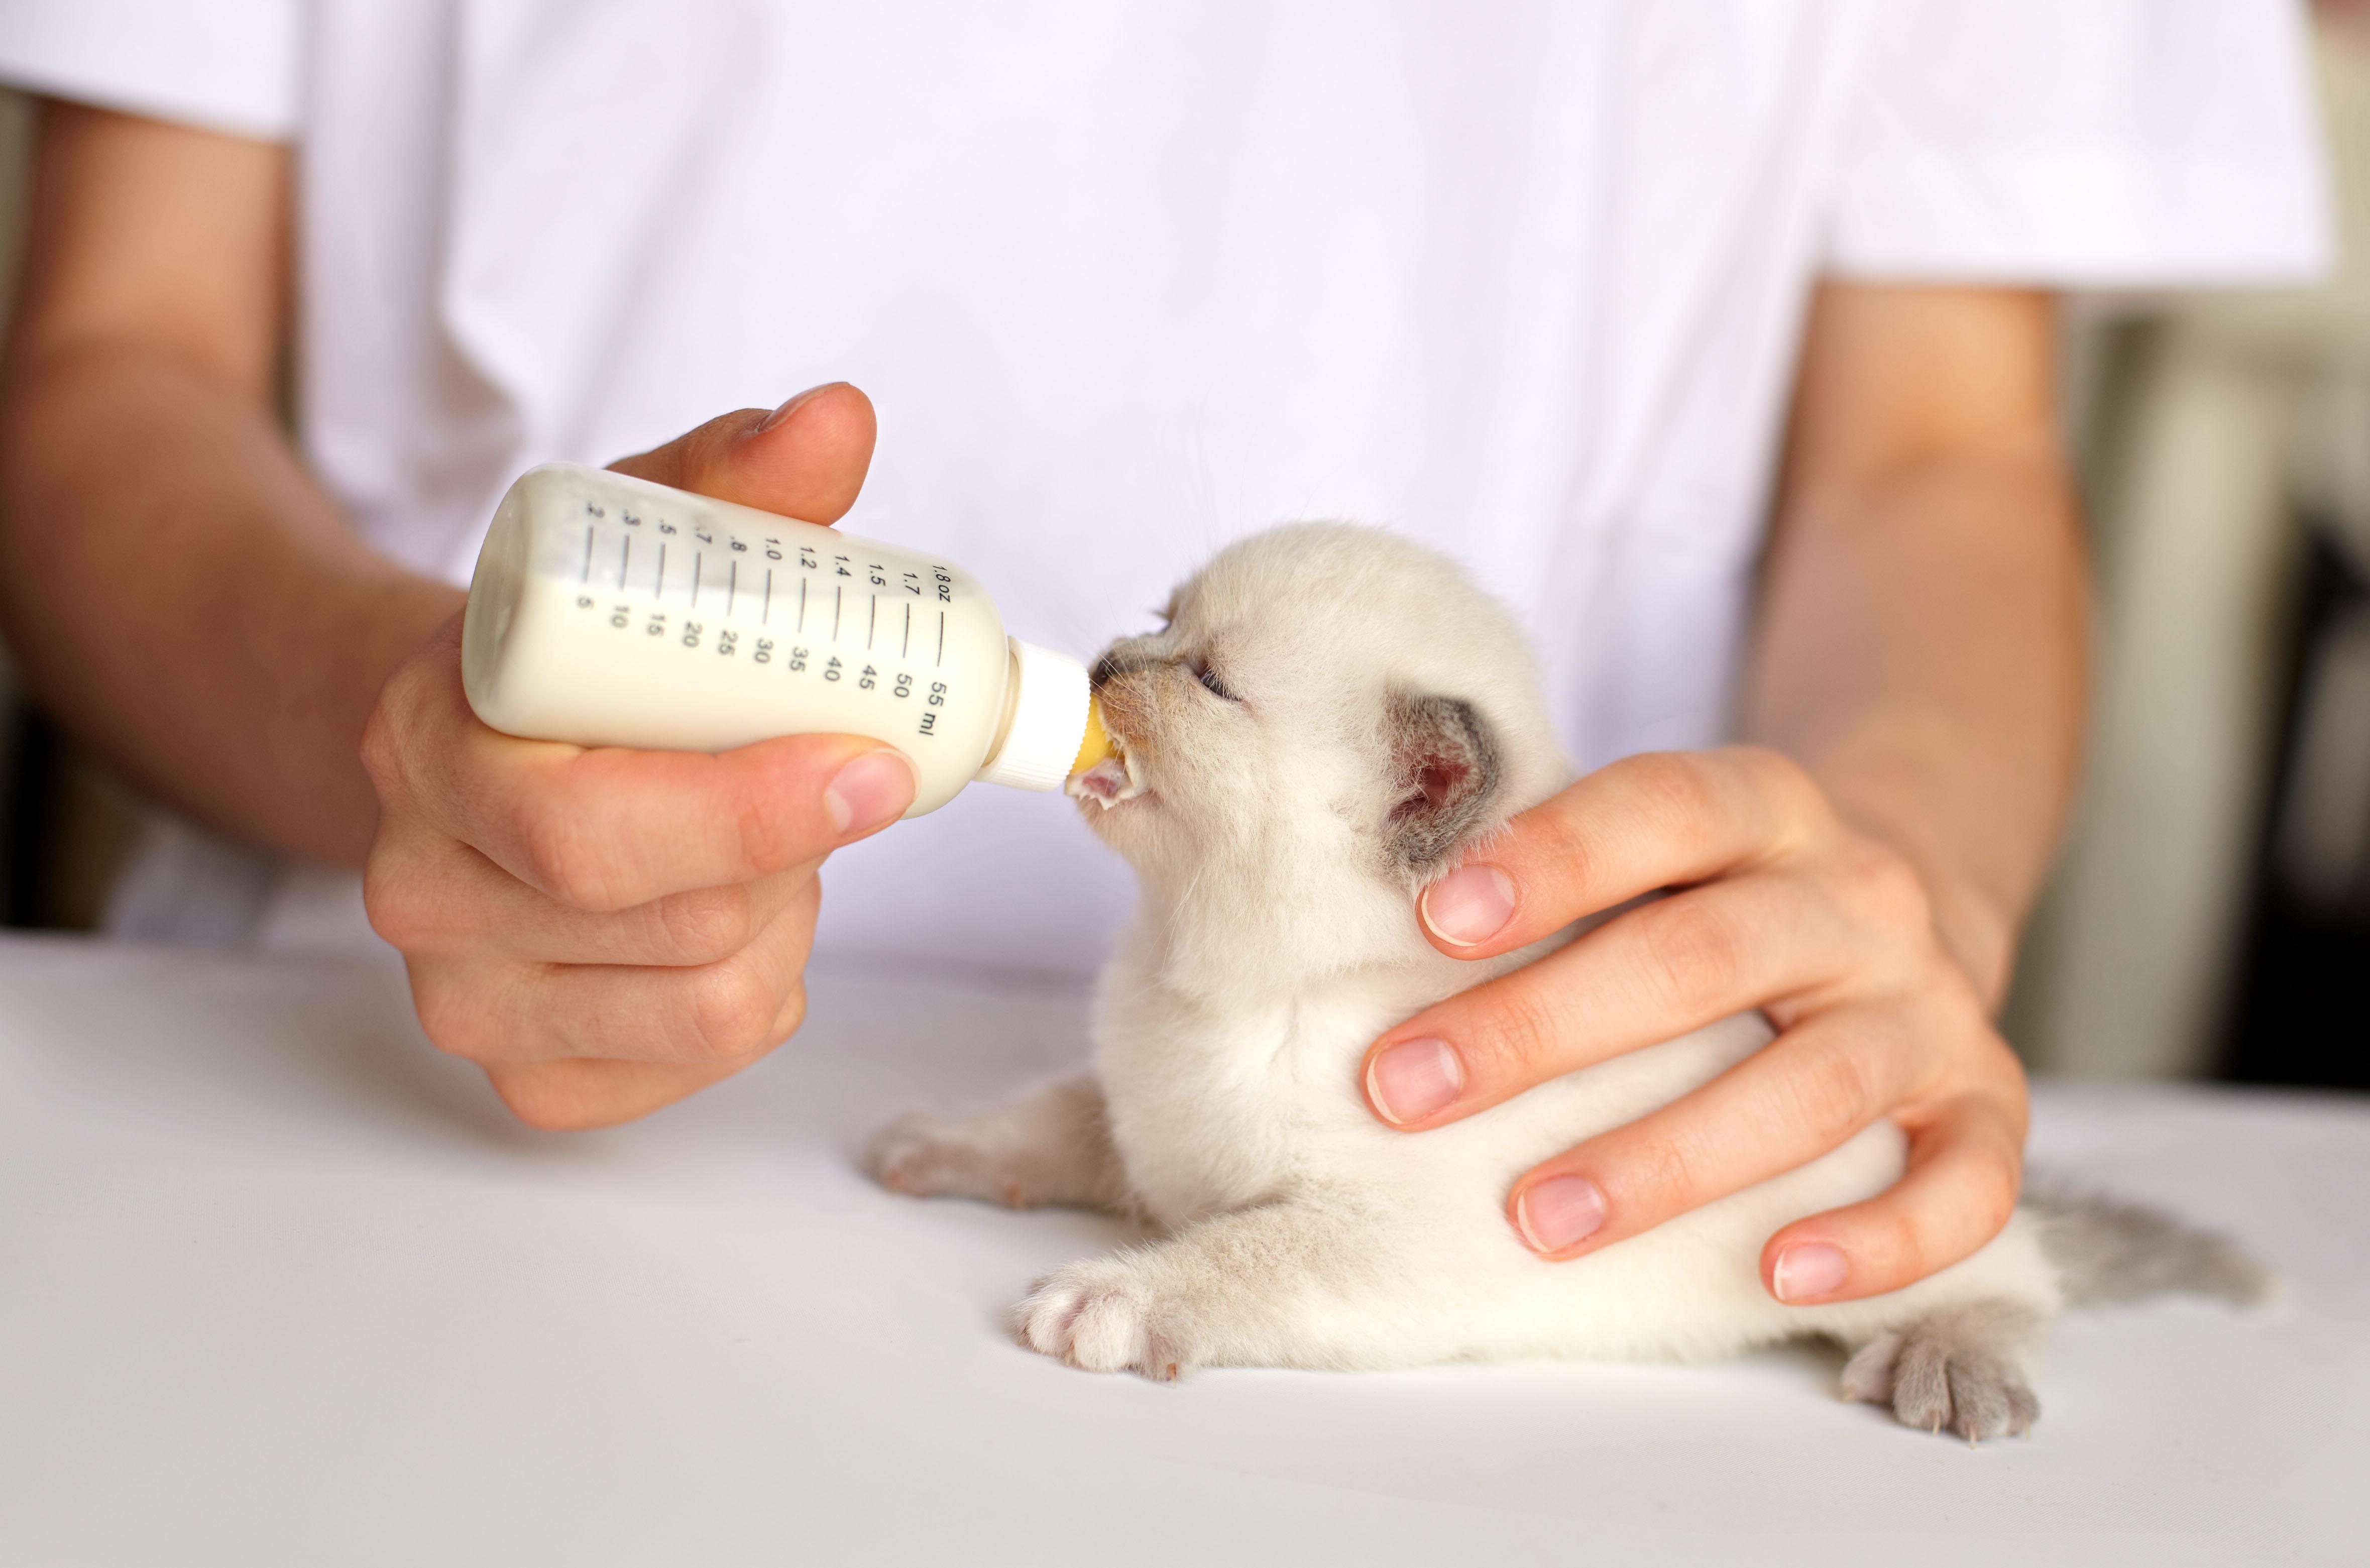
348,570,467,714
293,562,465,865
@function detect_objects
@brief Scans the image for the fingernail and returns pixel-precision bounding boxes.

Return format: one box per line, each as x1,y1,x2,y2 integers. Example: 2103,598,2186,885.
1772,1243,1849,1303
1366,1037,1465,1126
1515,1175,1607,1254
824,749,916,836
757,382,842,432
1421,864,1517,947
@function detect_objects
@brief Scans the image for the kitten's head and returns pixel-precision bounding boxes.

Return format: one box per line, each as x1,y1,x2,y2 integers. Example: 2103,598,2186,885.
1073,524,1568,988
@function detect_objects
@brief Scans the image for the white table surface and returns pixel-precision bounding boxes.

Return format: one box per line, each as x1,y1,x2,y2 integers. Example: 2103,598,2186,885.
2,936,2365,1567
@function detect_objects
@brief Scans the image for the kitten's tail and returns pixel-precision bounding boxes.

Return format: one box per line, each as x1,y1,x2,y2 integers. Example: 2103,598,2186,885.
2023,1175,2277,1309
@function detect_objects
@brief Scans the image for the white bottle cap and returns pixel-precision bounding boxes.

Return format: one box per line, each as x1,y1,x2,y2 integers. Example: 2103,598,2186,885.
974,638,1091,791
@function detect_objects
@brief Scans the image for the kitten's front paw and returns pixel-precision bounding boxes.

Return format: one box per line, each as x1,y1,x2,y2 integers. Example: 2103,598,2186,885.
865,1110,1041,1208
1013,1258,1196,1381
1842,1313,2041,1443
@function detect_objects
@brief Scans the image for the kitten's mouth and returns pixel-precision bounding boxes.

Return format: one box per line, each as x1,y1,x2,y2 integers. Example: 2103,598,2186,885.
1065,730,1149,810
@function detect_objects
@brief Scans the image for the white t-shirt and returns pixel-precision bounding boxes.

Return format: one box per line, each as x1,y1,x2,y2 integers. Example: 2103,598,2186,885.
0,1,2331,973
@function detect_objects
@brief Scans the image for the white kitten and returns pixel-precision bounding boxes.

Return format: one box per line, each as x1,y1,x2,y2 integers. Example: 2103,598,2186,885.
870,524,2263,1440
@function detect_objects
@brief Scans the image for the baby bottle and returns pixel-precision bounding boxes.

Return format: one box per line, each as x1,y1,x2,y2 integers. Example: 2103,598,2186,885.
460,463,1111,816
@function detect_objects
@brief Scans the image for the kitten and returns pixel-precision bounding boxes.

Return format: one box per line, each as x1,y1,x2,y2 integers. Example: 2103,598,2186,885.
867,523,2264,1440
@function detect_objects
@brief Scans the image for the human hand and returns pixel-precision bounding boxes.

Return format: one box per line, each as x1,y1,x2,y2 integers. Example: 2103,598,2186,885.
362,385,916,1129
1357,746,2029,1304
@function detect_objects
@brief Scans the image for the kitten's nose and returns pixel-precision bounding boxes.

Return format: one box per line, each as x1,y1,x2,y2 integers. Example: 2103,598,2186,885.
1090,649,1154,688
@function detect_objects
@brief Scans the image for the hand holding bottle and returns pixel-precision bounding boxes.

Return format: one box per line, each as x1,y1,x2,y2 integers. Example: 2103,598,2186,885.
361,385,916,1129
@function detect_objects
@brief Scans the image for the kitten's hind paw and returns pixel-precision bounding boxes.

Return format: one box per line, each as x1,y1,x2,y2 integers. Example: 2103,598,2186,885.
1013,1258,1196,1381
1841,1302,2043,1444
865,1109,1049,1208
862,1074,1123,1212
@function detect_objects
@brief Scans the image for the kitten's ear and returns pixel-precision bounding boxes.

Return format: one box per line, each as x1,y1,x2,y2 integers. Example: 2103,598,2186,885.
1383,692,1505,876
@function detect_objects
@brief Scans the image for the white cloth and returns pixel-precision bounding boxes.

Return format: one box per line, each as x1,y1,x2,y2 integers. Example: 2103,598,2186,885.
0,1,2331,975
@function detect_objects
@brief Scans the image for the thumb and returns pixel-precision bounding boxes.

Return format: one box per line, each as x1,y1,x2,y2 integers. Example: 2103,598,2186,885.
607,382,878,525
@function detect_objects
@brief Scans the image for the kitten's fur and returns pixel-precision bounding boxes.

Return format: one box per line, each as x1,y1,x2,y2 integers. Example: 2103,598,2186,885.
869,524,2264,1440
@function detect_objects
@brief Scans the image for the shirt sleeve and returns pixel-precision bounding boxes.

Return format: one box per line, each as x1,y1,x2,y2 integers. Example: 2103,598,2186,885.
0,0,299,142
1826,0,2331,286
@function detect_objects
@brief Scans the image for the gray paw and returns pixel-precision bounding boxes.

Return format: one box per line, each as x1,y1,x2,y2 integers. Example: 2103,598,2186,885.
865,1110,1041,1207
1841,1305,2042,1443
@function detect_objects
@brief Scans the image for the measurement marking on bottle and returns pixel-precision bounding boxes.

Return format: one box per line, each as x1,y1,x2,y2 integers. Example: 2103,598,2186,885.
867,596,877,650
902,603,912,657
762,568,771,624
797,578,808,633
937,610,946,667
655,543,666,598
726,559,737,616
833,586,843,640
691,552,702,608
620,535,631,586
582,525,595,585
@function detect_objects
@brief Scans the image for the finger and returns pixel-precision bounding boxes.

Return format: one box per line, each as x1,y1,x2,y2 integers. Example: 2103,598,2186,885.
1364,867,1884,1128
609,382,877,524
368,625,913,910
412,875,821,1068
367,817,817,966
1413,747,1833,958
1497,998,1961,1260
1759,1088,2027,1305
483,1056,761,1132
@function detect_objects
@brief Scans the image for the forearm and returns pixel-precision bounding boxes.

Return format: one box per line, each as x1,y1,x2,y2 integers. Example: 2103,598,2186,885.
1742,430,2088,1007
0,339,461,866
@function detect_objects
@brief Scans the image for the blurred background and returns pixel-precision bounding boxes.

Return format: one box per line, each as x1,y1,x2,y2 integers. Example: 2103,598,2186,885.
0,20,2362,1092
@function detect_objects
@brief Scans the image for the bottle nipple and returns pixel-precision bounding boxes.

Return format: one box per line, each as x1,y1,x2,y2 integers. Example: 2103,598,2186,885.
1070,697,1115,775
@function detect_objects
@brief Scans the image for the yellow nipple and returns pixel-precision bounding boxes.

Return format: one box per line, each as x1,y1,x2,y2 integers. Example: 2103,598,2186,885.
1070,695,1116,775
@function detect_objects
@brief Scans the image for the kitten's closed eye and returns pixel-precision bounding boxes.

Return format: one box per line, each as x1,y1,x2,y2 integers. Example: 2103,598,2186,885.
1195,663,1236,701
